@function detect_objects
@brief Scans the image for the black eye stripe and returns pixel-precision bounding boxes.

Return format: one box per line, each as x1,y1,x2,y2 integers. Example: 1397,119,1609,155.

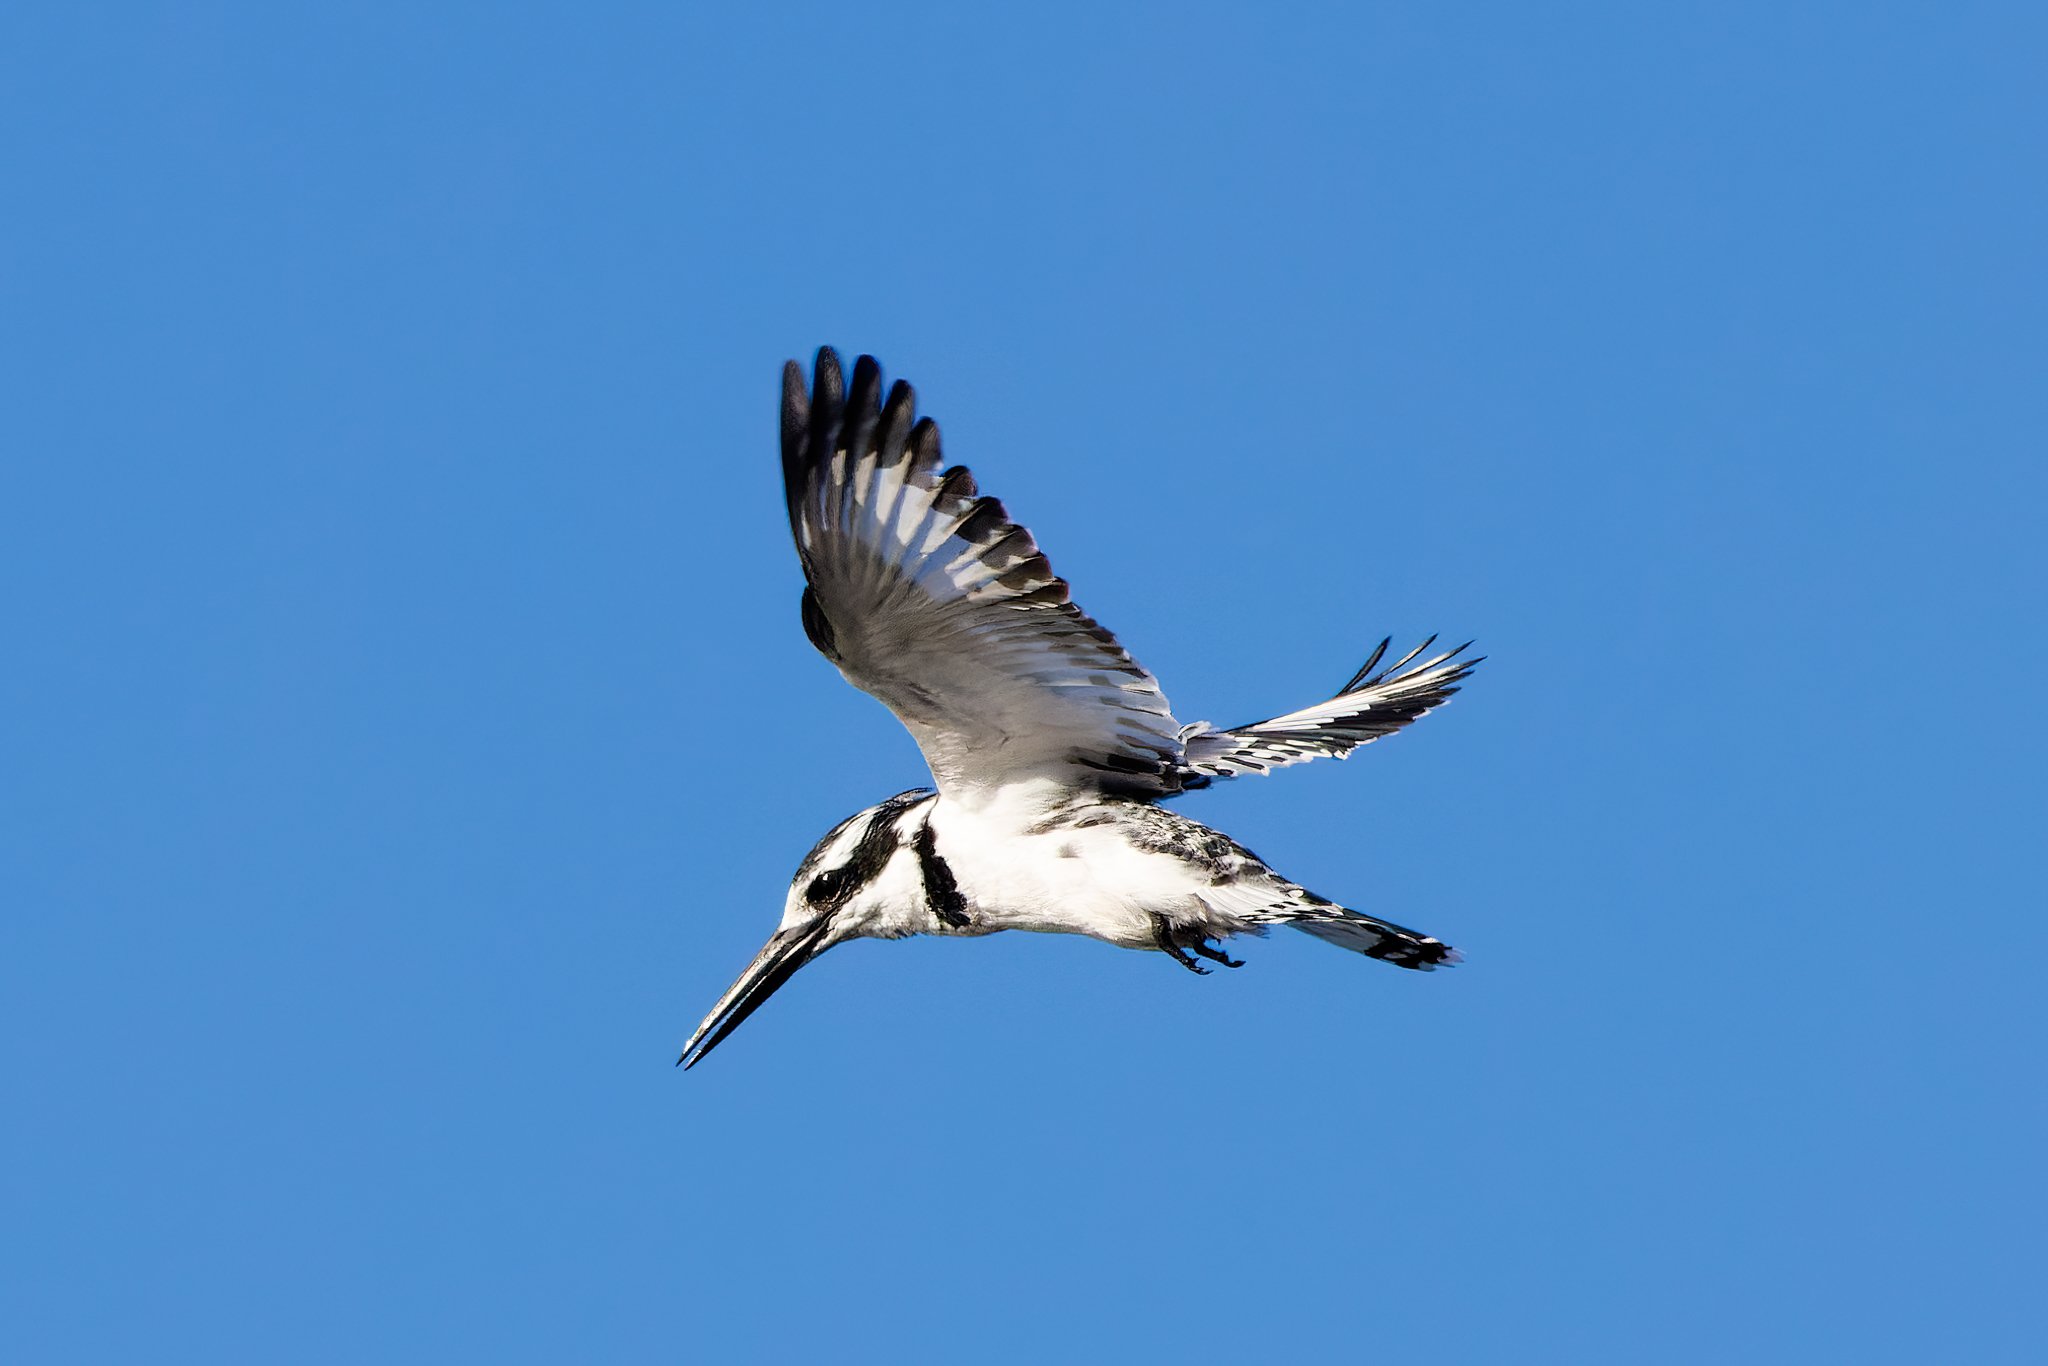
802,790,930,913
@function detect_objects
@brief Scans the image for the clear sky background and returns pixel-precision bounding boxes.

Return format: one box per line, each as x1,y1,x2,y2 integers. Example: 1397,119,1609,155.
4,3,2043,1362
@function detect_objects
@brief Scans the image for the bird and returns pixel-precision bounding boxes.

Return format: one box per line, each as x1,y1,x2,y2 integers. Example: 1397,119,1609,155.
678,348,1479,1068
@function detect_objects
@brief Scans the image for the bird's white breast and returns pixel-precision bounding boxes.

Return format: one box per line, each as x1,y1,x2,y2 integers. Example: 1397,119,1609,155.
926,781,1210,948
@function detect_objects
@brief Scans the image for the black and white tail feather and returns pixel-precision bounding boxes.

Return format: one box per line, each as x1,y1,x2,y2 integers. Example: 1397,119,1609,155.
677,348,1481,1068
1286,900,1462,967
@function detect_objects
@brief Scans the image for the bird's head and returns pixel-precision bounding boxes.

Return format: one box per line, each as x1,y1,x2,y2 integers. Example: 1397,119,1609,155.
677,790,933,1069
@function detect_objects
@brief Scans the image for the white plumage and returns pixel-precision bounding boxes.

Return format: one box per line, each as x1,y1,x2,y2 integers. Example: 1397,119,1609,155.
679,349,1479,1068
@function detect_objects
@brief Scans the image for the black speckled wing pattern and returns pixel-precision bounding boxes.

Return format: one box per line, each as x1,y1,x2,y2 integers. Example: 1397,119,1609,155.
780,347,1478,800
781,348,1188,799
1177,637,1481,781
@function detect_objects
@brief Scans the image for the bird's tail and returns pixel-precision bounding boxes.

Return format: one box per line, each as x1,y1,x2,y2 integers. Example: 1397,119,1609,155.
1282,899,1460,970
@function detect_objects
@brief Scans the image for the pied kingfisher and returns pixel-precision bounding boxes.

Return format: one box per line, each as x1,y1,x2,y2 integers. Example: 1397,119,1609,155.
679,348,1480,1068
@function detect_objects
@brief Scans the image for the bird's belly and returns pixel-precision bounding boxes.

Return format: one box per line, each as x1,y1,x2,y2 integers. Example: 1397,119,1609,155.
937,823,1193,949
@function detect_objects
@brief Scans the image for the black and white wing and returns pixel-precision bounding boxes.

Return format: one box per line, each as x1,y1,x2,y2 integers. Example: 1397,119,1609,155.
783,348,1189,799
1178,637,1480,782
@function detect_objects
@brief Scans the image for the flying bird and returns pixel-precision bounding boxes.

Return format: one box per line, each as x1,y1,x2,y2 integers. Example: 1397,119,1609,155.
679,348,1479,1068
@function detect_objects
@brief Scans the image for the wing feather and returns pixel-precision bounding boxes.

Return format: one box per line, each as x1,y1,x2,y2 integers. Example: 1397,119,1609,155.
1177,638,1481,782
783,348,1187,798
780,348,1479,798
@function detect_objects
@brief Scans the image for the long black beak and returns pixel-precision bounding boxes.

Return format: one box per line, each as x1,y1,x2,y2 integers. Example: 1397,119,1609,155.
677,920,833,1070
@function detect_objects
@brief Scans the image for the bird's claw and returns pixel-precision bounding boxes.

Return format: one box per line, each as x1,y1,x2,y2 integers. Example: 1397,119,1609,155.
1153,915,1234,974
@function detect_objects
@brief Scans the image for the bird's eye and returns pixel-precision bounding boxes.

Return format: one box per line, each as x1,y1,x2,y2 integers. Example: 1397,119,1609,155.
805,872,837,905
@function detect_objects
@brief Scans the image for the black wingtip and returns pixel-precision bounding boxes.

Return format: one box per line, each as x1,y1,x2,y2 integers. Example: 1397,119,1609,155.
836,355,885,463
781,360,809,462
878,380,917,463
847,355,883,415
784,350,842,528
1341,637,1394,693
813,345,843,389
809,348,846,444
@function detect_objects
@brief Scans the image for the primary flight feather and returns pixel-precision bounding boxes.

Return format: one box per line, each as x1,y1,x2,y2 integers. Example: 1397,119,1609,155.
680,348,1479,1068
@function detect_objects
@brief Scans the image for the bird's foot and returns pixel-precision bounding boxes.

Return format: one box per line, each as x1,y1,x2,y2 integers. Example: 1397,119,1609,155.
1152,914,1219,974
1191,937,1243,969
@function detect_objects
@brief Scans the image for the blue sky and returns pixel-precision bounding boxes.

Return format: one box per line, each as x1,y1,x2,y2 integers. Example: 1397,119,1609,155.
4,3,2043,1362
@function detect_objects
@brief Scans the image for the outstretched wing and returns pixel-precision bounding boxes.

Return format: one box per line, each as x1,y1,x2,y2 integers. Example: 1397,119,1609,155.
1178,637,1480,783
782,348,1188,799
